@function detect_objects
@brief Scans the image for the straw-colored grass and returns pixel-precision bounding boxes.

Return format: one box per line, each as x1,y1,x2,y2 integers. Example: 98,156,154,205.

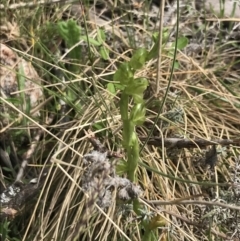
1,1,240,240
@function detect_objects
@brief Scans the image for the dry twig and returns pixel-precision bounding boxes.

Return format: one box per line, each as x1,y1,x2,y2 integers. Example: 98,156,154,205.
140,136,240,148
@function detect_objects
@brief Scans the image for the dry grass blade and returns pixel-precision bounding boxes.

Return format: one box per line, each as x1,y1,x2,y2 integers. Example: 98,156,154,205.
1,1,240,240
0,0,79,10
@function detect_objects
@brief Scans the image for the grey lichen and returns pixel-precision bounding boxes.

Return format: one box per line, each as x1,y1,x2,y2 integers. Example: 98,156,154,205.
0,182,23,204
72,150,142,238
82,150,142,209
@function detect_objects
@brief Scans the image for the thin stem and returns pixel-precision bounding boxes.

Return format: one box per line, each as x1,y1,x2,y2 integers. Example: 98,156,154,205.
141,0,180,153
156,0,165,95
127,136,139,181
144,199,240,211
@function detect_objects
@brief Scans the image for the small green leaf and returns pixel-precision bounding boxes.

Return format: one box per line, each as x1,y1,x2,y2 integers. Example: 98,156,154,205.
113,62,134,85
152,32,159,42
107,83,116,94
1,220,11,241
147,29,169,61
152,28,169,43
128,131,138,148
147,42,158,60
129,48,148,70
80,36,101,46
57,21,69,39
132,93,144,103
99,46,109,60
122,120,135,148
173,60,179,69
67,88,77,102
2,97,21,105
114,83,125,90
147,215,167,230
57,20,81,45
57,19,82,67
130,103,146,125
174,36,188,50
124,77,149,103
93,122,105,131
97,28,106,44
162,28,170,43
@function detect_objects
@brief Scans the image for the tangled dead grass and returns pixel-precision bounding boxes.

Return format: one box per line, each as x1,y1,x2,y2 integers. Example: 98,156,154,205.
1,0,240,240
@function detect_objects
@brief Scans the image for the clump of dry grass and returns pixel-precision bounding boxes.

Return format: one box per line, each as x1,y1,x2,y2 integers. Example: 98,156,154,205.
1,1,240,241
